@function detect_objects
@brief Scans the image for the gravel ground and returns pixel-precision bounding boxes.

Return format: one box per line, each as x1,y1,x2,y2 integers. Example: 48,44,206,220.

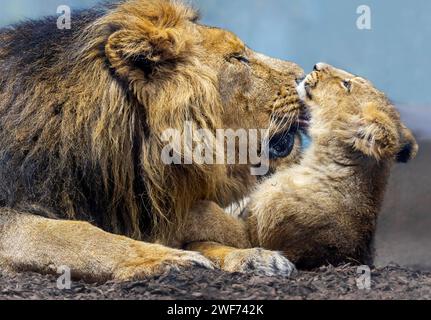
1,265,430,300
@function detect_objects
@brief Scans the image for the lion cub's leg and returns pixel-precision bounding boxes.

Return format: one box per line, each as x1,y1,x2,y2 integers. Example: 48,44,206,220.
181,201,296,277
179,201,251,249
0,208,213,282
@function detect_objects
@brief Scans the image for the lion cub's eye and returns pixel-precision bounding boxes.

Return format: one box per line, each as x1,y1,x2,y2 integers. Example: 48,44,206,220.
342,80,352,92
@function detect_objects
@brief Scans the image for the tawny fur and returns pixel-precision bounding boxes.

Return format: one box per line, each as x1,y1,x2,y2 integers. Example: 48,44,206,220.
0,0,304,280
189,64,418,269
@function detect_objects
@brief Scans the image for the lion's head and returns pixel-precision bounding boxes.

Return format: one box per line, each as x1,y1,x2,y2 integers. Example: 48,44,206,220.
0,0,304,241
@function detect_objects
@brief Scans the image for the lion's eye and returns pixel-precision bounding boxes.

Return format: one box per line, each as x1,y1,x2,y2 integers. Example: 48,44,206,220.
342,80,352,91
231,54,250,65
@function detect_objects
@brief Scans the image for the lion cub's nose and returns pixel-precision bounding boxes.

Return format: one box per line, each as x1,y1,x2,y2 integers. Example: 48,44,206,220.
314,63,329,71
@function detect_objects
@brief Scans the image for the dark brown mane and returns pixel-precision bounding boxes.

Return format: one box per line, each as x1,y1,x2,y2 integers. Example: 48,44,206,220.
0,0,247,242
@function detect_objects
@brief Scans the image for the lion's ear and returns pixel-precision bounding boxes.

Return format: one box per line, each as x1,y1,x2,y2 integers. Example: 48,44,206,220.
105,27,189,79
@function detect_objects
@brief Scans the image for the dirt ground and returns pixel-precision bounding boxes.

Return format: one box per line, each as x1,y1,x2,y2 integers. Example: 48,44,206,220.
1,264,430,300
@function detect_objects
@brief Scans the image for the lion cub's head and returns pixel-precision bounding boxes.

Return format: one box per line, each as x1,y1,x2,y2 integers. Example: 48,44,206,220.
297,63,418,163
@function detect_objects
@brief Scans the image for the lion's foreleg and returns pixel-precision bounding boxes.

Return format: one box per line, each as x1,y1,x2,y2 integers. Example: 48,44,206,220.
186,241,296,277
181,202,295,277
0,208,213,282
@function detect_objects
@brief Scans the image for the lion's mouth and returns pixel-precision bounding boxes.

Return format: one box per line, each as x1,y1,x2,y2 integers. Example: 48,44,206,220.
268,112,311,160
298,108,311,129
267,99,311,160
268,128,297,159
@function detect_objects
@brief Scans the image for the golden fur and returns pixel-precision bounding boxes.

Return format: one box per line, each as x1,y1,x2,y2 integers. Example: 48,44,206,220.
1,0,415,279
187,63,418,269
0,0,305,280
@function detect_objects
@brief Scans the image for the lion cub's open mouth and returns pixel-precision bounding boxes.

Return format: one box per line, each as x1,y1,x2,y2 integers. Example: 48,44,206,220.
295,76,312,129
296,69,319,128
296,73,314,102
298,108,311,128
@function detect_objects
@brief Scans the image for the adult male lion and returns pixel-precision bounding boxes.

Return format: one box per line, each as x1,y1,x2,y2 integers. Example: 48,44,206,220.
0,0,306,280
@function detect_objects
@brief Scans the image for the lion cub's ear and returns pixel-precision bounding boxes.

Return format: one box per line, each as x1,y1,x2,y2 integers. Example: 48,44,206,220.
352,102,400,161
105,26,192,79
396,124,419,163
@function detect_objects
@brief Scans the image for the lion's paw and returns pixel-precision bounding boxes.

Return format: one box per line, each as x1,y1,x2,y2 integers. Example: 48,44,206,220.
113,245,214,281
223,248,296,277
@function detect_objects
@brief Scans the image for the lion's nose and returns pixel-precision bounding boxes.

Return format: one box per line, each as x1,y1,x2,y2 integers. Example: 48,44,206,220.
284,62,305,80
314,63,329,71
295,74,306,85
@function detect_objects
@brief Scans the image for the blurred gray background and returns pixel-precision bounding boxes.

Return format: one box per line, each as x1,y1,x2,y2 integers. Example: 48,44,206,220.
1,0,430,270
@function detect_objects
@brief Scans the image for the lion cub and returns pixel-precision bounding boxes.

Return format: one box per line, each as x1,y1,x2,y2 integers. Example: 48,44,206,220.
245,63,418,268
184,63,418,272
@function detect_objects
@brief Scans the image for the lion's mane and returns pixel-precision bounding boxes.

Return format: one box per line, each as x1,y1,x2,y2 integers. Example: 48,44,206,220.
0,0,246,241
